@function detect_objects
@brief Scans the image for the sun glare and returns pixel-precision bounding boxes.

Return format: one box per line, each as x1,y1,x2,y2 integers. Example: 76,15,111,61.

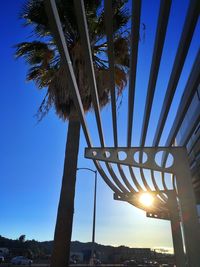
139,193,154,207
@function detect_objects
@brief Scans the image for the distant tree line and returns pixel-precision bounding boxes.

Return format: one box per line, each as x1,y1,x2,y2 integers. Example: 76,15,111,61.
0,235,173,263
0,235,53,259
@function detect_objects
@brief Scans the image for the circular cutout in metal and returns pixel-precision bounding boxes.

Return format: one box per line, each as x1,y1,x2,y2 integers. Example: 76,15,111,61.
92,151,97,157
118,151,127,161
104,151,111,158
155,151,174,168
134,151,148,164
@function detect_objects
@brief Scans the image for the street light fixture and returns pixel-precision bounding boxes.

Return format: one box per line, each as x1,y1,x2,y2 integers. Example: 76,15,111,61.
77,167,97,265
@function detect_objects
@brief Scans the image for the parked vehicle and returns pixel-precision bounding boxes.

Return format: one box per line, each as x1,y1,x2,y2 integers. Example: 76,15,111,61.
123,259,138,266
11,256,33,265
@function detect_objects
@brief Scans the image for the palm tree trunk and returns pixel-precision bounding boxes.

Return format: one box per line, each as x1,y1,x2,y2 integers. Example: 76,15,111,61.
50,111,80,267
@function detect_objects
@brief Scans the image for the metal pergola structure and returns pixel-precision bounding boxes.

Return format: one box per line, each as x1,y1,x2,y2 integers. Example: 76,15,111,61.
45,0,200,266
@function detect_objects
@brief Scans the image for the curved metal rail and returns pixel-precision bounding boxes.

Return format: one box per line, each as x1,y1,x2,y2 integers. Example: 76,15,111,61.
45,0,199,214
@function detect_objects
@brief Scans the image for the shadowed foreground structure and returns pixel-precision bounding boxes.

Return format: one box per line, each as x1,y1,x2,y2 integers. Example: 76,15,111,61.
17,0,200,266
44,0,200,266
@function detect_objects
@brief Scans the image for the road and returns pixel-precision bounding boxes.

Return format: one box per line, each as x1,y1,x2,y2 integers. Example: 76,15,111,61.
0,264,124,267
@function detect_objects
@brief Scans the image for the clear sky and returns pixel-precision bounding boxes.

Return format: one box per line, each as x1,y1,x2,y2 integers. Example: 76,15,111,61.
1,0,199,253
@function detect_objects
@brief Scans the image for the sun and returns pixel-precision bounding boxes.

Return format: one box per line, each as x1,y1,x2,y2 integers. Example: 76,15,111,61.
139,193,154,207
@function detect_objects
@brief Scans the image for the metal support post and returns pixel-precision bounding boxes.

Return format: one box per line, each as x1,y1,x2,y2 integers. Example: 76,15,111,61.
91,170,97,263
167,191,185,267
77,168,97,265
175,149,200,267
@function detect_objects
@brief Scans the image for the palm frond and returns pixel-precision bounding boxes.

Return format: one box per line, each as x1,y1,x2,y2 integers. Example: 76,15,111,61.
15,41,54,66
16,0,130,121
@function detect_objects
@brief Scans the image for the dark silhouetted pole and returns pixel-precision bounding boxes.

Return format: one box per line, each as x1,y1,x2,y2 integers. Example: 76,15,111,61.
77,168,97,264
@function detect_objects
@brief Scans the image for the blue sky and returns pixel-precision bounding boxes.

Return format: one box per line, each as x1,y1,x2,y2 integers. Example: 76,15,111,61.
1,0,199,252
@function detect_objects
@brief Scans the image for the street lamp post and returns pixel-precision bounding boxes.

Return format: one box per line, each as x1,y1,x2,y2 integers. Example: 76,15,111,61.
77,167,97,264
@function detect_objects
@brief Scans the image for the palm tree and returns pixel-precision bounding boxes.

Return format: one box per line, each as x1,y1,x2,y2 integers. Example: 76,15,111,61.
15,1,130,266
19,235,26,243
